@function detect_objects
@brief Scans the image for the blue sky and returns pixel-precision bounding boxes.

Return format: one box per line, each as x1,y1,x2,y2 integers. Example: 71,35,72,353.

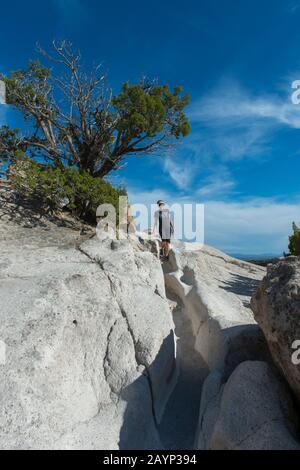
1,0,300,255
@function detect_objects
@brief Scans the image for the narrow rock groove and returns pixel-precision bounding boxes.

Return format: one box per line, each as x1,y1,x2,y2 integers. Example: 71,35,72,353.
158,262,208,450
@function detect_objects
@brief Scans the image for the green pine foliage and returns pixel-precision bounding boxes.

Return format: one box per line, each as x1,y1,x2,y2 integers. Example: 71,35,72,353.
11,157,126,223
288,222,300,256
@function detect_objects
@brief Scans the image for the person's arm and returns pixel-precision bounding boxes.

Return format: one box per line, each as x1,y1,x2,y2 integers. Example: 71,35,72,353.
169,211,174,236
170,218,174,235
152,212,158,235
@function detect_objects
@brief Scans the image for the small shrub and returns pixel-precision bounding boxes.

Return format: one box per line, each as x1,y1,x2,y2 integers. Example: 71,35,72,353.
288,222,300,256
11,157,126,223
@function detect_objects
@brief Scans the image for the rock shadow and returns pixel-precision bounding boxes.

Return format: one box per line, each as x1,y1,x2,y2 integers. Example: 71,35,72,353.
118,331,177,450
0,189,84,230
220,273,261,306
157,297,208,449
221,323,273,381
118,294,208,450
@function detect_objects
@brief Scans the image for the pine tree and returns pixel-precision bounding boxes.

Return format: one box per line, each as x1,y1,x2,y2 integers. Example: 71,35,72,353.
288,222,300,256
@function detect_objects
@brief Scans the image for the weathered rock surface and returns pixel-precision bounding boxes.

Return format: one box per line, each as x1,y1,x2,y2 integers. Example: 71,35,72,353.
1,189,299,450
0,193,177,449
164,242,300,450
251,256,300,402
165,242,268,377
196,361,300,450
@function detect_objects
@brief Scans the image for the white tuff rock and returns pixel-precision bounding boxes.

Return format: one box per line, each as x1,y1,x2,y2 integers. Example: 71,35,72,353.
0,198,177,449
251,256,300,402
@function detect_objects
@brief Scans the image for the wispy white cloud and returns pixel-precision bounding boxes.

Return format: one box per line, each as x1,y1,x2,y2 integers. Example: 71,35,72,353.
181,79,300,171
197,168,236,198
190,81,300,128
211,127,270,161
130,79,300,221
162,82,282,195
163,157,197,190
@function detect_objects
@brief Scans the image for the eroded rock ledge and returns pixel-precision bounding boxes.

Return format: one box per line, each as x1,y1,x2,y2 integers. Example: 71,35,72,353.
163,242,300,450
0,206,177,449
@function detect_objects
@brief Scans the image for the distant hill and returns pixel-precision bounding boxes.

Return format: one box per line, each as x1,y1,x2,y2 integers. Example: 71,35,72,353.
229,252,281,260
229,252,282,267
